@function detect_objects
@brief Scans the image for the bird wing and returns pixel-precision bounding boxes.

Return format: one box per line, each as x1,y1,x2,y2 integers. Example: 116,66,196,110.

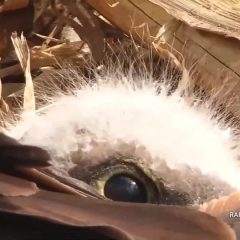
0,132,236,240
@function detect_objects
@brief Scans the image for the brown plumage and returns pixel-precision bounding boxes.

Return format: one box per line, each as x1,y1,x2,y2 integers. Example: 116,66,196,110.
0,132,237,240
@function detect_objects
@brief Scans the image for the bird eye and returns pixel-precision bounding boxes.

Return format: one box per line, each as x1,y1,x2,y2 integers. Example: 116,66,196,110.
68,157,193,205
103,174,147,203
69,158,161,204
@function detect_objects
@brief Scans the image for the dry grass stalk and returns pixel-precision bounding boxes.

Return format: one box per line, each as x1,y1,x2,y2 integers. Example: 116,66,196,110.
11,32,35,113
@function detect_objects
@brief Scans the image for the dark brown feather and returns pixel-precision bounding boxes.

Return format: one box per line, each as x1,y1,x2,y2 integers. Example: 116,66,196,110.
0,132,236,240
0,173,38,197
0,187,236,240
0,133,50,168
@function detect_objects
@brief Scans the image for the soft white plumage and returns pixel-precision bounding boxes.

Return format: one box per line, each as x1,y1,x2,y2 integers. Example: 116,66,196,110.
5,48,240,203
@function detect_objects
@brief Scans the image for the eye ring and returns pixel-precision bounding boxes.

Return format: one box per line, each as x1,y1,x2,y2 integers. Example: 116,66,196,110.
69,158,162,203
90,162,160,204
68,157,194,205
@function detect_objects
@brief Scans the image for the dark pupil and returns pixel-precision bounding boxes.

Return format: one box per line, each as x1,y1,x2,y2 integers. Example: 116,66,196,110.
104,174,147,203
